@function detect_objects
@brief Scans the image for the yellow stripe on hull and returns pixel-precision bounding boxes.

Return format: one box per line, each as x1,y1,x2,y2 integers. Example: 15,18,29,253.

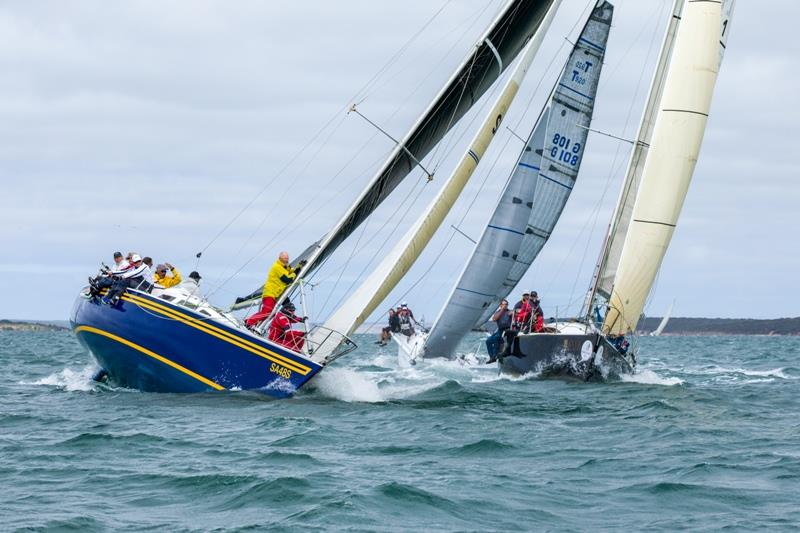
74,325,225,391
121,293,312,375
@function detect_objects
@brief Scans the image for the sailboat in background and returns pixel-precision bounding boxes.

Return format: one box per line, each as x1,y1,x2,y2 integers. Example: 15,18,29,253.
418,1,614,363
650,300,675,336
501,0,735,380
70,0,560,396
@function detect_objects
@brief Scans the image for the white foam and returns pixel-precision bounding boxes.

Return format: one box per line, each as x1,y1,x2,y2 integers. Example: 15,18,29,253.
705,366,791,379
25,365,99,392
310,367,384,403
621,368,684,386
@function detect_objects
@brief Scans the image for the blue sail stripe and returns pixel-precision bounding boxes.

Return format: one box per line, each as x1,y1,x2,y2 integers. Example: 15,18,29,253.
539,174,573,190
579,37,605,52
558,83,594,101
518,162,541,171
487,224,526,236
455,287,495,298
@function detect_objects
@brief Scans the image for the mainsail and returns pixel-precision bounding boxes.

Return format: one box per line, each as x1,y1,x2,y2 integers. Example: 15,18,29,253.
233,0,558,311
603,0,735,335
424,1,613,358
312,1,562,358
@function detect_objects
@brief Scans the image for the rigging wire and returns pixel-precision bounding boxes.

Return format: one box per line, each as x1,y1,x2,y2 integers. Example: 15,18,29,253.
194,0,455,263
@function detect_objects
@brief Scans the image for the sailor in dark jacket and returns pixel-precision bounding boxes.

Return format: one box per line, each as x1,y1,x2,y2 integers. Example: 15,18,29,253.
486,299,513,363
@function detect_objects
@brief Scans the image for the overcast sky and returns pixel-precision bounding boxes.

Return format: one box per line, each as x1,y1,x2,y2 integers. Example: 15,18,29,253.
1,0,797,323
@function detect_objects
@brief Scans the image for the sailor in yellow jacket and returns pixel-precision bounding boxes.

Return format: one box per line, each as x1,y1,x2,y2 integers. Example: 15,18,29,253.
153,263,182,288
245,252,305,328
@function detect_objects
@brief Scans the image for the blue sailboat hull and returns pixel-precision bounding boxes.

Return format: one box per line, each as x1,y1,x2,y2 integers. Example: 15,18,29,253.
70,290,322,397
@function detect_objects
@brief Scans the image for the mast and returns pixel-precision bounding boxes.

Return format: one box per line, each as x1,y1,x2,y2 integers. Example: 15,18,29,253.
584,0,684,318
603,0,735,335
312,1,562,358
425,1,614,358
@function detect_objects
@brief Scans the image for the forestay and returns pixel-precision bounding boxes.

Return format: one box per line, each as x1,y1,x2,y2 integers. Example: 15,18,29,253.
603,0,735,335
233,0,558,311
424,1,614,358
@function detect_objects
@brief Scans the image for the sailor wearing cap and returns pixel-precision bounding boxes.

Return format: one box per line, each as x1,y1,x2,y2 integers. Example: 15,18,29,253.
267,299,307,352
102,253,153,305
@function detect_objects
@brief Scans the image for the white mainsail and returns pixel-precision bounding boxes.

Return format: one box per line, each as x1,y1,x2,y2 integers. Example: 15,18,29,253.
312,1,562,358
651,300,674,336
424,1,614,358
603,0,735,335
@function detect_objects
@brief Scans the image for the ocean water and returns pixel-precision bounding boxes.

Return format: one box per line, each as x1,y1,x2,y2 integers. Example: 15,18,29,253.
1,331,799,531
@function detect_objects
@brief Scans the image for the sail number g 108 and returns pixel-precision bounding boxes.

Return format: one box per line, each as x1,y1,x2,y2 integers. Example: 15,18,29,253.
550,133,581,166
270,363,292,380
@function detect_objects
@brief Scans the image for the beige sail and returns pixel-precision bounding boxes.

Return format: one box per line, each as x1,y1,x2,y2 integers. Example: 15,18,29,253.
589,0,683,305
312,1,561,358
603,0,733,335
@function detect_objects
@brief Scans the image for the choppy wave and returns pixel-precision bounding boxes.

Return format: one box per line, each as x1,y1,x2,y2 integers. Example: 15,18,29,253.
4,331,800,530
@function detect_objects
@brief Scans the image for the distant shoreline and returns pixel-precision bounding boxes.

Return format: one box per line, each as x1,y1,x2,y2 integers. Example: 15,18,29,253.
0,320,69,332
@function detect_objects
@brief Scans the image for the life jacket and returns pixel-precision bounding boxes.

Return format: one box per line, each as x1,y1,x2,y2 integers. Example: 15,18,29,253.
514,300,532,326
261,260,297,299
398,313,413,333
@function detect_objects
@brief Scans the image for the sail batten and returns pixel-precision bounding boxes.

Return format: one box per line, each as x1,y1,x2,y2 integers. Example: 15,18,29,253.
424,2,614,357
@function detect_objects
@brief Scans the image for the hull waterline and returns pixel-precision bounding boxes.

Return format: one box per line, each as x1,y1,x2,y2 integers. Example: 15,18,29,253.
70,290,322,397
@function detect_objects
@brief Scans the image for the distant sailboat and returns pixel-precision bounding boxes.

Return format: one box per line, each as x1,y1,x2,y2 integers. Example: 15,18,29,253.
650,300,675,336
501,0,736,380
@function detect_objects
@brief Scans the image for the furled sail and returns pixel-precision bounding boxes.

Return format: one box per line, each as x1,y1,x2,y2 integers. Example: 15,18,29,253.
232,0,558,311
587,0,684,308
603,0,735,335
424,1,613,358
311,2,562,359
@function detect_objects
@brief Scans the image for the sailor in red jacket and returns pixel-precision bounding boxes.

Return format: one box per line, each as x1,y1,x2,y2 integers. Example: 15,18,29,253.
530,291,544,333
268,300,306,352
513,292,533,332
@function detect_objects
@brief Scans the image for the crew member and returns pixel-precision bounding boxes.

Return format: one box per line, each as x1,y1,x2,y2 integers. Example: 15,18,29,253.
89,251,131,297
397,306,415,337
103,254,152,305
245,252,305,329
530,291,544,333
486,299,513,363
513,292,533,333
378,308,401,346
154,263,182,288
268,300,306,351
176,271,202,296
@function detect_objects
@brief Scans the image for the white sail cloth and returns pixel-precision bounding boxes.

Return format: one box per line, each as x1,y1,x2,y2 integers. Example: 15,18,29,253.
424,2,614,358
603,0,734,335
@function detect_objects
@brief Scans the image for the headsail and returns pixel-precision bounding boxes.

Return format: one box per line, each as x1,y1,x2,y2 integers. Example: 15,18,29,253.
233,0,559,311
587,0,684,309
311,1,562,359
424,1,613,358
603,0,735,335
